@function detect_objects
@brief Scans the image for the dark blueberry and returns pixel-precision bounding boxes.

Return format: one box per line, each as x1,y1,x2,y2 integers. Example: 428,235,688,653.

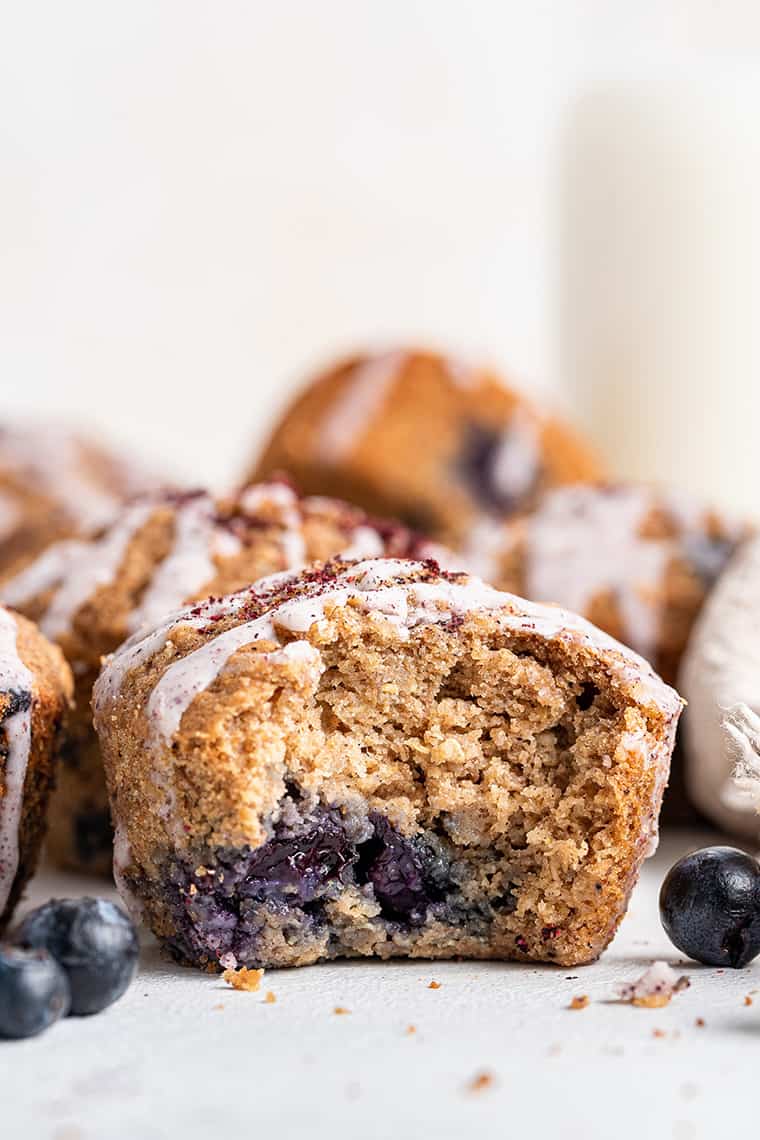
457,423,539,513
357,815,448,925
681,533,737,588
0,944,70,1039
242,814,355,904
659,846,760,968
16,898,139,1015
73,808,114,867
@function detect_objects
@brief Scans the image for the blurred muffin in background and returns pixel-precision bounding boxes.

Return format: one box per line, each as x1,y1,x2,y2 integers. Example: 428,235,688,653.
0,481,445,875
0,423,159,576
251,348,604,549
464,482,748,688
0,606,72,930
460,482,749,824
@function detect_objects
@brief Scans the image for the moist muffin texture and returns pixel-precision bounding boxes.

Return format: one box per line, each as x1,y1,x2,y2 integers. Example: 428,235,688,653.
93,558,681,971
0,483,442,873
0,606,72,930
0,423,156,577
252,348,604,548
462,483,748,689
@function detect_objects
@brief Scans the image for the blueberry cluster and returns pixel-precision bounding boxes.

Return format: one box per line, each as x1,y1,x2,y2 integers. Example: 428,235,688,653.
164,804,512,969
660,846,760,968
0,897,139,1039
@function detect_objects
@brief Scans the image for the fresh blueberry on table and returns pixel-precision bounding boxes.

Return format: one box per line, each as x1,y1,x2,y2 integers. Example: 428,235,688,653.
659,846,760,968
0,945,70,1039
16,898,139,1015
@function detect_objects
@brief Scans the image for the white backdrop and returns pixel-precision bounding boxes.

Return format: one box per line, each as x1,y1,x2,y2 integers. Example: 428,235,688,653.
2,1,759,488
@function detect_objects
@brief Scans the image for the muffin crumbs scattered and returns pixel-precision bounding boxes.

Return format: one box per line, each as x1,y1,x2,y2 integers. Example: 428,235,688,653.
466,1072,495,1094
744,995,753,1006
334,1006,351,1015
223,967,264,992
568,995,590,1011
428,981,441,990
695,1018,705,1028
405,1025,417,1036
265,991,277,1004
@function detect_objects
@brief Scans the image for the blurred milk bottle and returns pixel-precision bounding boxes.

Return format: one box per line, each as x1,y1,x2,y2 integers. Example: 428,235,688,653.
559,79,760,516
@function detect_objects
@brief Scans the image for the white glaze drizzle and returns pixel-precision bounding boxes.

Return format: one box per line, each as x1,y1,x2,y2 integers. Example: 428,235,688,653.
1,502,156,642
0,539,84,610
127,496,241,635
489,412,541,504
337,525,386,560
444,356,479,388
457,516,511,583
0,609,33,916
96,558,681,748
317,351,407,462
0,425,122,531
239,483,307,568
524,486,672,661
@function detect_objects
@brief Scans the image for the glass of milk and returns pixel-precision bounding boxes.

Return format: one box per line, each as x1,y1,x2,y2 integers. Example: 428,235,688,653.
559,76,760,517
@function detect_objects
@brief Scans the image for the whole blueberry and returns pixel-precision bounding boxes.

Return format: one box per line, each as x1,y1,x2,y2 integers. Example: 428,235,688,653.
16,898,139,1015
0,944,70,1038
357,815,448,925
659,846,760,968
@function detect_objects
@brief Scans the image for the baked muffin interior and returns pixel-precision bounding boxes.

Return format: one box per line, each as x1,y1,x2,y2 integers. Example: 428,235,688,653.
96,560,679,969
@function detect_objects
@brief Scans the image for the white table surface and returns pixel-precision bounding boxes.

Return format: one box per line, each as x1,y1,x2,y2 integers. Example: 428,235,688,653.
3,828,757,1140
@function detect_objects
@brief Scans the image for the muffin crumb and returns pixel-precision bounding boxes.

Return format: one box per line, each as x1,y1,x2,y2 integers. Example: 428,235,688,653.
466,1071,495,1094
568,995,590,1010
223,967,264,992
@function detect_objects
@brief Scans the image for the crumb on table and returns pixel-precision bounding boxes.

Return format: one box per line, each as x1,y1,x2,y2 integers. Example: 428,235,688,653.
466,1071,495,1094
568,995,590,1010
428,980,441,990
223,967,264,992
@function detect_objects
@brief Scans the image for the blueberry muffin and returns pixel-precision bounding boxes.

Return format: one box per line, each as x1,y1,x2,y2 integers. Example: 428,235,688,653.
0,606,72,930
0,484,443,874
93,558,681,970
461,483,747,688
251,349,604,547
0,423,157,577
